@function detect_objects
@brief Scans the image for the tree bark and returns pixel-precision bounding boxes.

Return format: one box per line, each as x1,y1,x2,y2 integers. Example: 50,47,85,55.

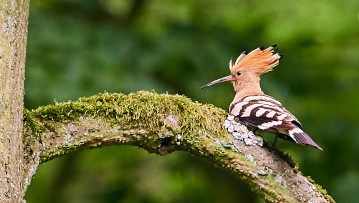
23,92,334,203
0,0,29,202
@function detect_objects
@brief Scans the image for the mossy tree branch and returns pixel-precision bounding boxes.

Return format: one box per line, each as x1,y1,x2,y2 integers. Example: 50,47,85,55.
23,91,334,202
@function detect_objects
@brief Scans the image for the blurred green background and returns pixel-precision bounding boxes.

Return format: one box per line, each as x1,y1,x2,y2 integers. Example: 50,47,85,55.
24,0,359,202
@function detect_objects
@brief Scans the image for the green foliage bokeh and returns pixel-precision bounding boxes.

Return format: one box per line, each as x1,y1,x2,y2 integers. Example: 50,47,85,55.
25,0,359,202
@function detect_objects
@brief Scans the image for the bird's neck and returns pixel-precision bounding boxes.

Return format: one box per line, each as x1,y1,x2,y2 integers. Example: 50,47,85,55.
231,79,264,106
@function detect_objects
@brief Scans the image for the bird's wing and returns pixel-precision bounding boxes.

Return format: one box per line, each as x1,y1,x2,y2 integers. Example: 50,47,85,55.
231,95,322,150
231,95,299,130
234,99,297,132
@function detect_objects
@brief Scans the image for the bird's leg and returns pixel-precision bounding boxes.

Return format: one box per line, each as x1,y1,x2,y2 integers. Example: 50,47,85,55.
272,133,279,148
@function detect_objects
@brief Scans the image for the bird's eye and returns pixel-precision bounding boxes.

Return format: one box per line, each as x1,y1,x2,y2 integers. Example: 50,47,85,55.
237,71,241,76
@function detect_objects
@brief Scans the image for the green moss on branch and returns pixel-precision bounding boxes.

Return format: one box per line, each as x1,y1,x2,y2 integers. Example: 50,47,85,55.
24,91,227,142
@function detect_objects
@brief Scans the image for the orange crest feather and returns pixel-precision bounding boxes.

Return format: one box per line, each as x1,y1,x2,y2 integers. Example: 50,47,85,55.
229,45,281,75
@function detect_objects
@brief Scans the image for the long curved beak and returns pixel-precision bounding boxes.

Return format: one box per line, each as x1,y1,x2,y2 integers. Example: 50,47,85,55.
200,75,235,89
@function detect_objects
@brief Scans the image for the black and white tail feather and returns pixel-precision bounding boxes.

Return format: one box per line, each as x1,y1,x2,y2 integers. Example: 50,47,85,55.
230,95,322,150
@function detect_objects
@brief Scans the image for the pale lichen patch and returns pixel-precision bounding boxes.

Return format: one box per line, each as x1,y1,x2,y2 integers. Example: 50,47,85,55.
274,175,287,189
224,115,263,147
245,154,256,165
258,166,273,176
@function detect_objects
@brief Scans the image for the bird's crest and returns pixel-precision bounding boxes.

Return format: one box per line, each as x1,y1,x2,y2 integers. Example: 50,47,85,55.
229,45,281,75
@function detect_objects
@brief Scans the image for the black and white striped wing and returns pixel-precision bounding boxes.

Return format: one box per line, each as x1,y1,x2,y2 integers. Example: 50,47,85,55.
230,95,322,150
231,96,297,132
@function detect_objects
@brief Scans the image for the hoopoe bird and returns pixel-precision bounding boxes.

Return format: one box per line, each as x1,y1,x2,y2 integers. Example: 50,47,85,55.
201,45,322,150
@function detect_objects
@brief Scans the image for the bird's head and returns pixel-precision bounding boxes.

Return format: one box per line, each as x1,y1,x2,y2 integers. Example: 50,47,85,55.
201,45,281,90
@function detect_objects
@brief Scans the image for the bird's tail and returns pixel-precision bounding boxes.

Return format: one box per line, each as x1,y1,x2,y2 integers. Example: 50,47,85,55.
288,128,323,150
